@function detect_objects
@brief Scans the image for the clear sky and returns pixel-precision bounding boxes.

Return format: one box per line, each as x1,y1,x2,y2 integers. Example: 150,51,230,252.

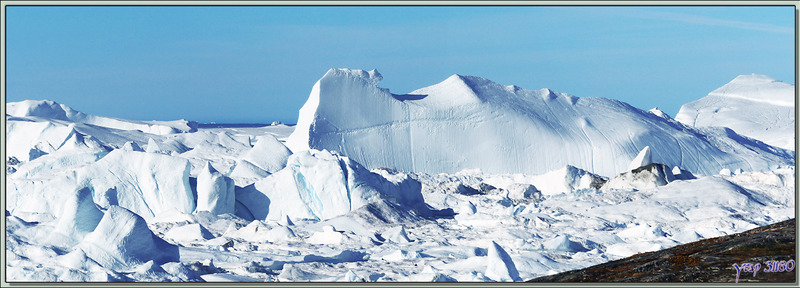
6,5,795,124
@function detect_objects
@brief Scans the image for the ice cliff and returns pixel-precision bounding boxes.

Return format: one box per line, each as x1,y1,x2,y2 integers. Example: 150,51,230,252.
287,68,793,177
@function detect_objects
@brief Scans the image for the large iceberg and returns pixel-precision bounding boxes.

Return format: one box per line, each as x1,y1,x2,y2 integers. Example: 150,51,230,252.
7,100,198,135
286,68,793,177
676,74,795,150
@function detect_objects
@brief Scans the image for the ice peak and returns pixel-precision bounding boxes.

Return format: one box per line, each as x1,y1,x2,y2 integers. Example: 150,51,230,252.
648,107,671,119
445,73,467,82
485,241,521,282
627,146,653,171
146,138,161,153
443,74,479,89
450,74,509,94
409,74,483,106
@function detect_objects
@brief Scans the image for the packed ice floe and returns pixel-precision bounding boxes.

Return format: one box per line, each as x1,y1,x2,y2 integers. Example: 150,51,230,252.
4,70,796,282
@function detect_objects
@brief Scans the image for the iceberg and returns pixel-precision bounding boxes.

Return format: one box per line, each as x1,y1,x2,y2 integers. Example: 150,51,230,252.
485,241,522,282
235,149,426,222
76,206,179,270
287,69,793,177
195,162,236,216
240,134,292,173
7,100,198,135
676,74,795,150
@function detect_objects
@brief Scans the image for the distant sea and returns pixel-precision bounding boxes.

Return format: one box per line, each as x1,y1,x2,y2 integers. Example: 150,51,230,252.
197,123,273,128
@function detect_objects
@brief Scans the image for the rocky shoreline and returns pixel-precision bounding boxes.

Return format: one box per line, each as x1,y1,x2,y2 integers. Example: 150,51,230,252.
529,218,796,283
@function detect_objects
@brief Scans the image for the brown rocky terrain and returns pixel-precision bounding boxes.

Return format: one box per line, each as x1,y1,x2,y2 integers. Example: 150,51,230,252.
529,218,796,283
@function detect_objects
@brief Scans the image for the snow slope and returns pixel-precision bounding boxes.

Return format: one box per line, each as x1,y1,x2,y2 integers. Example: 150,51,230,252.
287,69,793,177
676,74,795,150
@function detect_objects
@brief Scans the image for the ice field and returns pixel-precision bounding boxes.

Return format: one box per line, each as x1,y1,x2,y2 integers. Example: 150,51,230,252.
4,69,795,282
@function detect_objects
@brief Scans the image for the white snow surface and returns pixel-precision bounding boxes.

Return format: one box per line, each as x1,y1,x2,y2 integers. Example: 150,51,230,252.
676,74,795,150
287,69,793,177
5,72,796,283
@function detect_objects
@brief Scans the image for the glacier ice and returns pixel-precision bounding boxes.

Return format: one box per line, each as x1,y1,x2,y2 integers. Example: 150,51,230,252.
236,149,426,222
49,187,104,247
627,146,652,171
241,134,292,173
195,162,235,216
146,137,189,155
6,149,196,222
481,165,605,196
160,262,204,282
505,183,542,200
543,235,588,253
287,68,793,177
379,249,420,262
164,223,214,242
7,118,100,162
307,225,345,245
76,206,179,271
228,160,271,186
7,100,198,135
121,141,144,152
78,150,196,220
4,70,796,283
485,241,521,282
382,225,413,243
676,74,795,150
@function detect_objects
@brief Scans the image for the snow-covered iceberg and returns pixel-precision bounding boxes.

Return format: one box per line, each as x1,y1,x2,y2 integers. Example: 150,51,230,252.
7,150,195,222
287,68,793,177
7,100,198,135
76,205,180,270
195,162,235,215
235,149,428,221
676,74,795,150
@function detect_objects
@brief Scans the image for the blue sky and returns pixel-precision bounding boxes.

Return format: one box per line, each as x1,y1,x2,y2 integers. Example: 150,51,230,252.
6,6,795,124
